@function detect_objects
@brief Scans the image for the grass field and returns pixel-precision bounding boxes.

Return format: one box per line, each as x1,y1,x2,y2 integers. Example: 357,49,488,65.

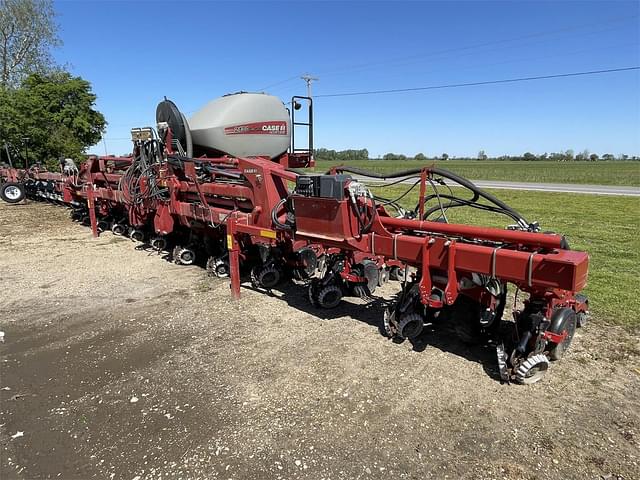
369,184,640,330
314,160,640,186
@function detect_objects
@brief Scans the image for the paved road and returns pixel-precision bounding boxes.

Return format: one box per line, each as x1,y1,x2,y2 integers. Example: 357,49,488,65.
355,176,640,196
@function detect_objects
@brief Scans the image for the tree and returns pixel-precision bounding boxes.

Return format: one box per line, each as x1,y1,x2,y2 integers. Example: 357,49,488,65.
477,150,487,160
441,153,449,161
522,152,536,161
564,149,574,161
602,153,615,161
589,153,599,162
414,152,427,161
0,0,60,88
0,72,106,168
383,153,407,161
575,149,590,161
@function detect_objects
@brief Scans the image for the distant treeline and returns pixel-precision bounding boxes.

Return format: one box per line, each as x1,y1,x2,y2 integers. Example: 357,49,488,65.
314,148,640,162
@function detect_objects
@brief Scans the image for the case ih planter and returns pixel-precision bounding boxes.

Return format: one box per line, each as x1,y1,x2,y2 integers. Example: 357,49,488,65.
0,92,589,384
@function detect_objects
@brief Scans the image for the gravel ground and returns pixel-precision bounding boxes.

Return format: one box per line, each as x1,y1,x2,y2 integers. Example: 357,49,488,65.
0,201,638,480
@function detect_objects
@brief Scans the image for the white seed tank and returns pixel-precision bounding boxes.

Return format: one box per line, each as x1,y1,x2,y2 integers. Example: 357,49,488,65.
188,92,291,159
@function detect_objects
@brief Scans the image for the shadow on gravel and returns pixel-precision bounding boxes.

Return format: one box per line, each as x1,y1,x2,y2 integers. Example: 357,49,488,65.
0,317,195,479
245,281,505,382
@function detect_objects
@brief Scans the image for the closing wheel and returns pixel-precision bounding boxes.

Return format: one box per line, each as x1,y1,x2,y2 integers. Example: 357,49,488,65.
111,223,126,236
70,209,84,221
206,256,230,278
317,285,343,309
397,312,424,339
1,182,26,203
576,311,588,328
97,220,109,232
382,309,397,338
514,354,549,385
548,309,577,361
308,282,320,307
129,228,145,242
174,246,196,265
251,265,281,289
150,236,167,251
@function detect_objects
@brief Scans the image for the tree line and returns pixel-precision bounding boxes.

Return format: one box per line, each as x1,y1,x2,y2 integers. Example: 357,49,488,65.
315,149,640,162
0,0,105,169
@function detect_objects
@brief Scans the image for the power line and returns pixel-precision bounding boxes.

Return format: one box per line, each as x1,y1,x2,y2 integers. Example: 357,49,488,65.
253,14,637,95
257,74,303,92
314,66,640,98
314,14,639,78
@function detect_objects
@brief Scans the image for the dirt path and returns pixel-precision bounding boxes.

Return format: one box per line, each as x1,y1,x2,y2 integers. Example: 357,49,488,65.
1,201,638,480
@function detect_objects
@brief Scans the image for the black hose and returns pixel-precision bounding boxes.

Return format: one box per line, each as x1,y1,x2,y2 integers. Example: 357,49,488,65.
331,165,529,228
271,197,291,230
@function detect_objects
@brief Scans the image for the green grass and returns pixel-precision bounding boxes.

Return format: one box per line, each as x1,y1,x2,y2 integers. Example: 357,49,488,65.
369,185,640,330
314,160,640,187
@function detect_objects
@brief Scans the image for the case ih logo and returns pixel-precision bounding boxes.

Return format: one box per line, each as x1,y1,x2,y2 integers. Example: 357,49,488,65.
224,121,288,135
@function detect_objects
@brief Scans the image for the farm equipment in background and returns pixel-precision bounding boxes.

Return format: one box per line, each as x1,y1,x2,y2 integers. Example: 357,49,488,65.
0,91,590,384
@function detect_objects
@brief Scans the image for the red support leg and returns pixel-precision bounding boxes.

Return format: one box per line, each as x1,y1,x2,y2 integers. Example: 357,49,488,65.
419,237,435,305
227,216,241,299
87,185,98,238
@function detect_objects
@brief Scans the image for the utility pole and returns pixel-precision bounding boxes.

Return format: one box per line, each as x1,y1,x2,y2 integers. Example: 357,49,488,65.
4,142,12,168
301,74,318,98
22,136,29,169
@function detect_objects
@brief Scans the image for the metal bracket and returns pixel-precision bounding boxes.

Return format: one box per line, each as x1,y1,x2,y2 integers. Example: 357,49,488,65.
419,237,440,307
443,240,458,305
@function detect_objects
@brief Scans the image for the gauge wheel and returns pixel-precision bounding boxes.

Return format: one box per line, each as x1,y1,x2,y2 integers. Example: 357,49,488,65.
514,354,550,384
548,309,577,361
317,285,343,309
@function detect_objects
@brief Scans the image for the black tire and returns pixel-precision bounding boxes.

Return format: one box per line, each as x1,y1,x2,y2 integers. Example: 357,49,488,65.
151,237,168,251
548,309,577,361
111,223,126,236
397,312,424,339
1,182,26,204
130,229,145,242
251,265,281,289
175,247,195,265
97,220,109,232
514,354,550,385
317,285,342,309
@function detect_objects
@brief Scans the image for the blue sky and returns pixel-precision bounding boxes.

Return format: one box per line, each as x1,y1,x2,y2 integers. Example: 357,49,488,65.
54,0,639,157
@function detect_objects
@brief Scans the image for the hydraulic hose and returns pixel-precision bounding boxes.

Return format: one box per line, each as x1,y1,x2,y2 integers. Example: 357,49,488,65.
329,165,530,229
271,197,292,230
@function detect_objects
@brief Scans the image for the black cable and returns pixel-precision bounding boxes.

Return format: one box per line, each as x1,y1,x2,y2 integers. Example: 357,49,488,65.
375,179,422,207
120,140,167,206
315,66,640,98
367,174,423,189
361,194,376,234
427,178,448,222
422,194,525,225
333,165,529,228
271,197,291,230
